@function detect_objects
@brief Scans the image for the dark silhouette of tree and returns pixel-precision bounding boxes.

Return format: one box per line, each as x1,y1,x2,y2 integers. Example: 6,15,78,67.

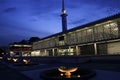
29,37,40,44
19,39,28,44
9,37,40,45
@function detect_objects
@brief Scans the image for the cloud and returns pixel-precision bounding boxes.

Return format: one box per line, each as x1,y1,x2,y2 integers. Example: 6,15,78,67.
0,0,8,4
0,21,52,38
27,0,61,16
3,7,16,13
0,22,53,46
0,0,120,46
67,0,120,13
69,18,88,25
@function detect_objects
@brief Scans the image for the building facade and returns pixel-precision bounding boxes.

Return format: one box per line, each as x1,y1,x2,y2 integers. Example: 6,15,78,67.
32,0,120,56
9,44,32,57
32,13,120,56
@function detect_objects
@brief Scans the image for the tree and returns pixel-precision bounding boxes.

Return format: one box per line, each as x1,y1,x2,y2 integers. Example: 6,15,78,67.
29,37,40,44
19,39,28,44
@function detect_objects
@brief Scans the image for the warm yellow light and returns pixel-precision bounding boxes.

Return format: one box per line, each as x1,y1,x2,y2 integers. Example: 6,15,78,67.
87,29,92,32
10,51,15,57
114,28,118,31
23,59,30,64
0,57,3,59
60,73,64,76
58,67,78,78
77,75,80,78
7,58,11,60
13,58,18,62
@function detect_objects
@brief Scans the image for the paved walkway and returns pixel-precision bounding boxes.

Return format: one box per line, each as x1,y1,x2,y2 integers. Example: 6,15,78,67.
92,70,120,80
21,63,120,80
0,61,32,80
1,59,120,80
22,67,57,80
21,67,120,80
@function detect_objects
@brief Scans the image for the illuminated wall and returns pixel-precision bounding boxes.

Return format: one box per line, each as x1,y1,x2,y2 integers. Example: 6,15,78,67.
9,44,32,56
32,16,120,56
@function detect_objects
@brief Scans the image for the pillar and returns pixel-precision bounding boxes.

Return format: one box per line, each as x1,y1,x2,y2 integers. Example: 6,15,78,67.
76,46,79,56
45,49,47,56
52,49,55,56
94,43,97,55
39,50,41,56
69,46,71,55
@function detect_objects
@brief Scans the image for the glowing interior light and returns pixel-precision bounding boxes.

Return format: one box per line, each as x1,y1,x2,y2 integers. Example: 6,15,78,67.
77,75,80,78
110,22,117,26
10,51,15,56
114,28,118,31
104,24,110,28
7,58,11,60
23,59,30,64
63,10,66,13
62,10,66,14
60,73,64,76
87,29,92,32
0,57,3,59
13,58,18,62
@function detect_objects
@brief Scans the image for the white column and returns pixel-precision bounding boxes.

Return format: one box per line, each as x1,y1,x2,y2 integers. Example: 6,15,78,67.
39,50,41,56
57,48,59,56
94,43,97,55
76,46,79,55
69,46,71,55
45,49,47,56
52,49,55,56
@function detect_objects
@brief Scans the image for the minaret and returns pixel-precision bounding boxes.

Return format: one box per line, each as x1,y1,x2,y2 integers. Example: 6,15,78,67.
61,0,67,32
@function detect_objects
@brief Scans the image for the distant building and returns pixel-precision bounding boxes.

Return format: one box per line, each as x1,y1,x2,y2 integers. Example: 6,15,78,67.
9,43,32,57
9,37,40,57
0,47,6,57
32,0,120,56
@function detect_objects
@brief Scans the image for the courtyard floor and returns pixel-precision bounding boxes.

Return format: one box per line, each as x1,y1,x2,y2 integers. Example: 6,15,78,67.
0,59,120,80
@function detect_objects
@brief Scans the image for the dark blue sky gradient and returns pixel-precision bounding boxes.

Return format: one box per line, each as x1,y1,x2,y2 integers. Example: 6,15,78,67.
0,0,120,46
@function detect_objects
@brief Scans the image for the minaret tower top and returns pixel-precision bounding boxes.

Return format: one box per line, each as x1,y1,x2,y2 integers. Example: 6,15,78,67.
62,0,67,14
61,0,67,32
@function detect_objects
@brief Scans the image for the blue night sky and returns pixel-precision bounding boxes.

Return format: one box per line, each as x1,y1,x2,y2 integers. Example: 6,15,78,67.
0,0,120,46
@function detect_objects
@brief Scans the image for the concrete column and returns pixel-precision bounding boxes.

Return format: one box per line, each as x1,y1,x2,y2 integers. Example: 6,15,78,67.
52,49,55,56
45,49,47,56
57,48,59,56
94,43,97,55
76,46,79,56
69,46,71,55
39,50,41,56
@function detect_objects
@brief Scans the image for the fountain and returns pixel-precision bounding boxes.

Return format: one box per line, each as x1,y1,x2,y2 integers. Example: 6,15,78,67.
13,58,38,66
40,66,96,80
58,67,78,78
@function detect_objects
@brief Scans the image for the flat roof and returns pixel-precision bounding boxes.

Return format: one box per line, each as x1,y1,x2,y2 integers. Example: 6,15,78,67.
35,13,120,42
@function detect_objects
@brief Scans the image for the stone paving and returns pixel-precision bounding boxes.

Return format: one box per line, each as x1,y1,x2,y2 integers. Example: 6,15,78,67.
21,63,120,80
0,61,32,80
1,58,120,80
22,68,120,80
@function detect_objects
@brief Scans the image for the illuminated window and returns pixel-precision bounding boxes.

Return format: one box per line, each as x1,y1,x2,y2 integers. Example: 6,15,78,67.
59,41,65,46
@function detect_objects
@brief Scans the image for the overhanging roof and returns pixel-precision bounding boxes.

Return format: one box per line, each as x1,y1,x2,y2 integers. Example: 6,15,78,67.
36,13,120,42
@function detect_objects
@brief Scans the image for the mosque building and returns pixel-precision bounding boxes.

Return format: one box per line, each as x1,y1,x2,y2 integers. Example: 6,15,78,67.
31,0,120,56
